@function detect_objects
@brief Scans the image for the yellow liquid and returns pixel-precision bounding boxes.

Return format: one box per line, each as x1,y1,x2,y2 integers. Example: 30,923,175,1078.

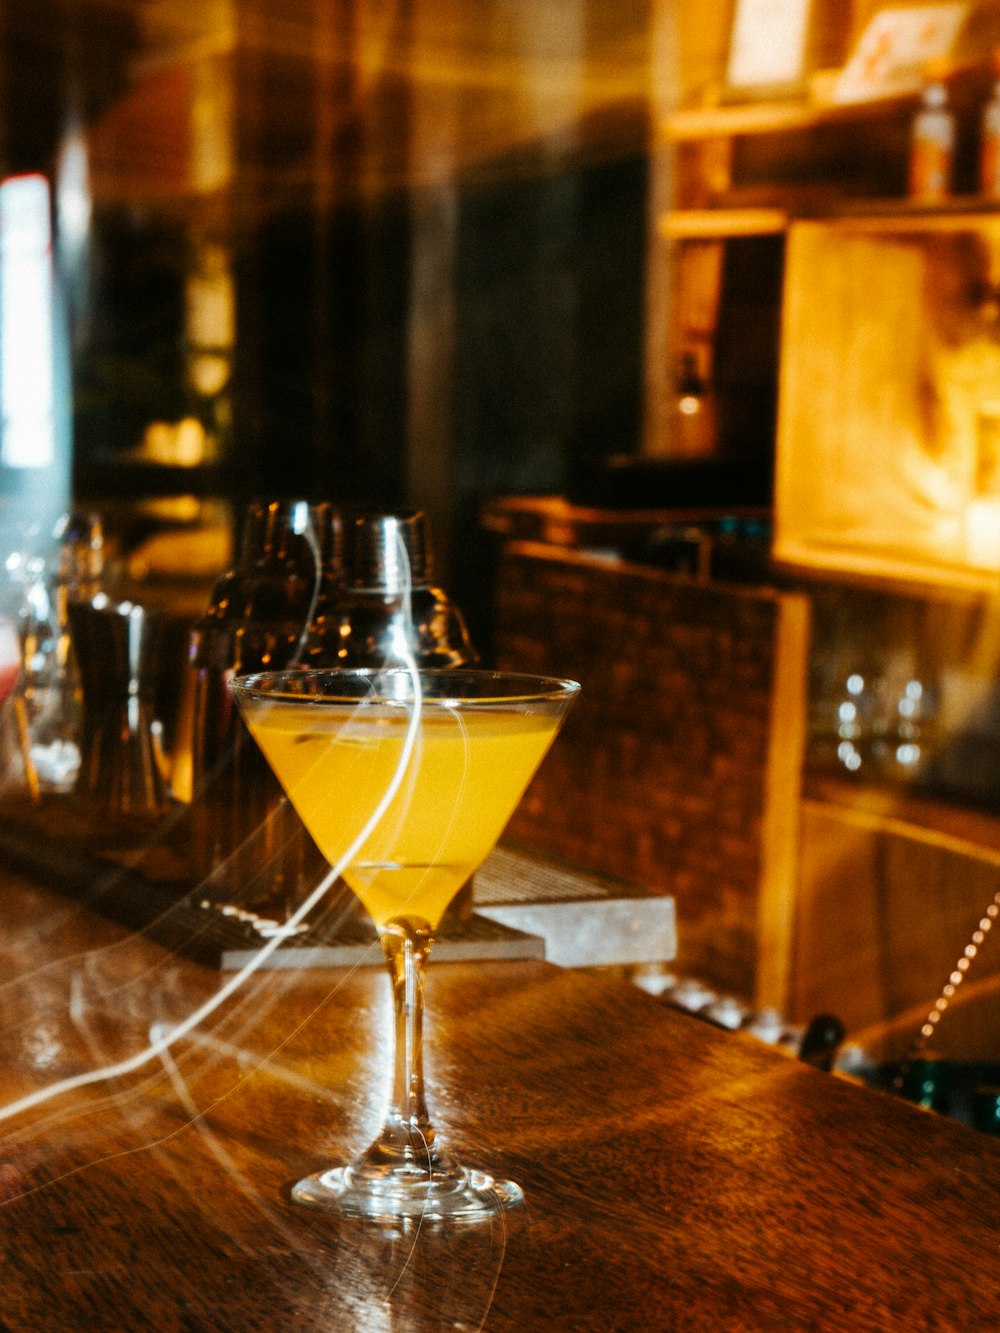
243,701,560,929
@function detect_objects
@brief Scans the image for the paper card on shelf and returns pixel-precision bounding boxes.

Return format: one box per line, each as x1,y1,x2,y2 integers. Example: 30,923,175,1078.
725,0,813,93
832,2,969,104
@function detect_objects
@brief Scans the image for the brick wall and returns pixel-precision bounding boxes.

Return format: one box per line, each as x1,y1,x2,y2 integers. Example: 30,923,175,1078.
492,541,809,1000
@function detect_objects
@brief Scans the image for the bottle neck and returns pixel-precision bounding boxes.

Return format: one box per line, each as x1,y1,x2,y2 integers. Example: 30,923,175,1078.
919,81,949,112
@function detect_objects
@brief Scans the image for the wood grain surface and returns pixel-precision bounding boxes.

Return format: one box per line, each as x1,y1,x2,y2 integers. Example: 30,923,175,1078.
0,871,997,1331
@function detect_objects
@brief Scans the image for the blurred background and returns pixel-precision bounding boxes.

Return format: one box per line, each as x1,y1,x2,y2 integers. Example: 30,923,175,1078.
9,0,1000,1089
0,0,664,640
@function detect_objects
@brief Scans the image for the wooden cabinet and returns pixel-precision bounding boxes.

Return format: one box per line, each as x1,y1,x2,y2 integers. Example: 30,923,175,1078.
634,8,1000,1037
649,92,919,468
646,8,1000,467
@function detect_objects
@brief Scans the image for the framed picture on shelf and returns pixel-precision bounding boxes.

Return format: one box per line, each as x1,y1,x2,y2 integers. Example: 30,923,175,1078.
724,0,815,99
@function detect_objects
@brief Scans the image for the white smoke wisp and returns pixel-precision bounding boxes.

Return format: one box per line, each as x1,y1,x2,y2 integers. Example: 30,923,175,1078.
0,522,512,1333
0,519,423,1133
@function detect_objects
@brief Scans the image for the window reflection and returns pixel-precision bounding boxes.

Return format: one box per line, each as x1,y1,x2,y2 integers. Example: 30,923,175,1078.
0,174,58,472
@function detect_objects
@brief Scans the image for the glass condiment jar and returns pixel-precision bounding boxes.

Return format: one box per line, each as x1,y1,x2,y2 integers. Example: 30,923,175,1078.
4,509,104,797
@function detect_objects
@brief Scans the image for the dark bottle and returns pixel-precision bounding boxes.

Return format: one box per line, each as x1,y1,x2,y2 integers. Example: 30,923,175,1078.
188,499,344,915
672,350,715,459
900,1056,951,1114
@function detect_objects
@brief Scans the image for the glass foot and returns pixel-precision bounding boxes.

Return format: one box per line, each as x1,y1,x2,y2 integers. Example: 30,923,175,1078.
290,1163,524,1223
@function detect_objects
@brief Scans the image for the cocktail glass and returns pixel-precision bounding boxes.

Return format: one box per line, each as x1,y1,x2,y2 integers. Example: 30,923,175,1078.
229,667,579,1223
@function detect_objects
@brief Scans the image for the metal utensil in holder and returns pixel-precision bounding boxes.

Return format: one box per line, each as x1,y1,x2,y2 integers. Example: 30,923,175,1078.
68,595,167,819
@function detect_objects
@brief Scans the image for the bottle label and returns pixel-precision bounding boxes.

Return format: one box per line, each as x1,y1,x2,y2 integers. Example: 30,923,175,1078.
909,139,952,201
983,134,1000,198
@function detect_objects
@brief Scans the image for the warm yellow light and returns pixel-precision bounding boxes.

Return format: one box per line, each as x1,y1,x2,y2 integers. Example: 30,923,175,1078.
965,498,1000,567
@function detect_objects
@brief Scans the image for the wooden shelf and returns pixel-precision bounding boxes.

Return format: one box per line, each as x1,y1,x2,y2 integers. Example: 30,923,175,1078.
773,531,1000,602
664,88,919,233
659,207,788,239
803,774,1000,861
481,494,770,549
805,197,1000,225
663,91,913,144
664,50,996,147
660,199,1000,243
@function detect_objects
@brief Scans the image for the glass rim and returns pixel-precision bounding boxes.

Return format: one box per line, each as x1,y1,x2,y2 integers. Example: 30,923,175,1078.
229,667,581,707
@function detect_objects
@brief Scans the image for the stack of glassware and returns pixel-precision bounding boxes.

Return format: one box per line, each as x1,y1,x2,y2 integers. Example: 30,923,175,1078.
0,510,104,798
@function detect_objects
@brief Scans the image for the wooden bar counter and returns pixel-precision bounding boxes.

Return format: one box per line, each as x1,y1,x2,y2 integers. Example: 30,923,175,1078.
0,869,997,1331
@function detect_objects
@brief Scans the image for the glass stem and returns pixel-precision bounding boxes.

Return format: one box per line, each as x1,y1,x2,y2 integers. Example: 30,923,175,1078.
380,917,437,1160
